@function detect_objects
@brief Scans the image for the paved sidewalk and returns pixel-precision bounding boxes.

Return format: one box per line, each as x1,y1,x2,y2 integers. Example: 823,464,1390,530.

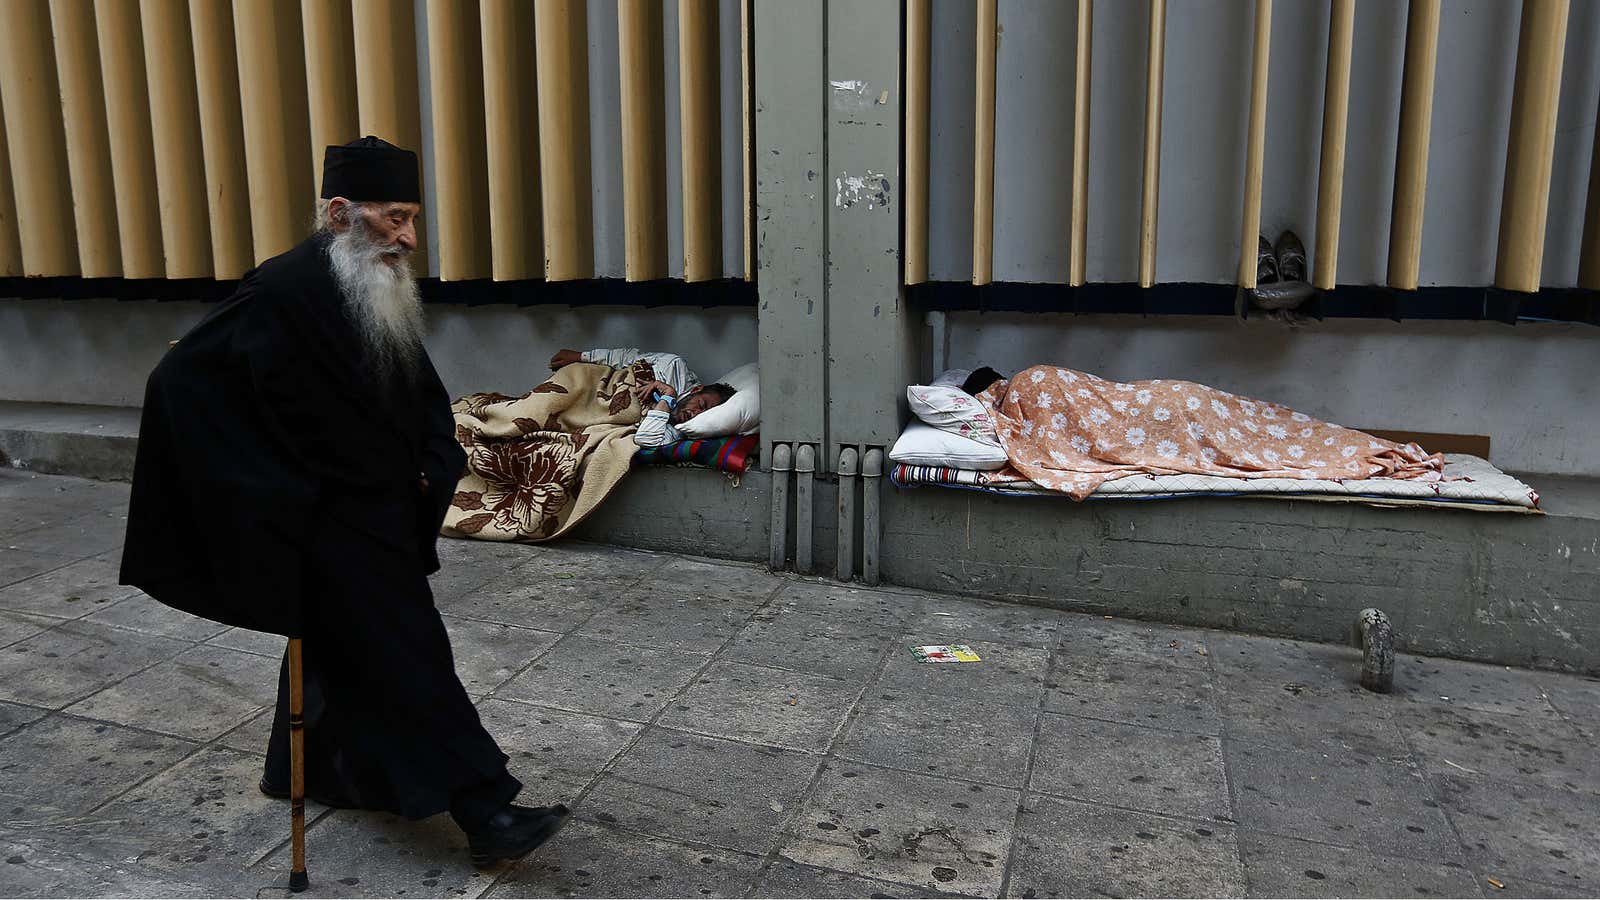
1,469,1597,898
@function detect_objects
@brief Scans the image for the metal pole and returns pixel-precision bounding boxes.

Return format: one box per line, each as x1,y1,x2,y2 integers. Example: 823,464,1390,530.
1138,0,1166,288
1312,0,1354,291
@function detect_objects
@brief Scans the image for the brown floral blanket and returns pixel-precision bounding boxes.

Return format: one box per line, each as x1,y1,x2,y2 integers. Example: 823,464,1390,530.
980,366,1446,500
442,361,653,542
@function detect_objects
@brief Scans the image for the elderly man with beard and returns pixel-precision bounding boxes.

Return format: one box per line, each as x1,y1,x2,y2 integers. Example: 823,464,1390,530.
120,136,570,866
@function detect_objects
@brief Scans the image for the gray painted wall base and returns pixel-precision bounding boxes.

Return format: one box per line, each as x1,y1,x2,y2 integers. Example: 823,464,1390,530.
2,405,1593,675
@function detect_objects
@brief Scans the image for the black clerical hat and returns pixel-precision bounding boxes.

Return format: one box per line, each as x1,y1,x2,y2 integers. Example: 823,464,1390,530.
320,136,421,203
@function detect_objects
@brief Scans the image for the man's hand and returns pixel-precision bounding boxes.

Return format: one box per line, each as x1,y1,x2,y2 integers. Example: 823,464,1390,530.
549,349,582,370
633,380,676,408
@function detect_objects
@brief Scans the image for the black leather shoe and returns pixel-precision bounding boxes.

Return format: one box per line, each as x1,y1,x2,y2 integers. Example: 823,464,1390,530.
258,777,362,810
1256,234,1279,284
466,803,571,867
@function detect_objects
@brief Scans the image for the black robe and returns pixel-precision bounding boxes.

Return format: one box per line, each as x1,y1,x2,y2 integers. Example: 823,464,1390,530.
120,233,520,823
120,232,464,636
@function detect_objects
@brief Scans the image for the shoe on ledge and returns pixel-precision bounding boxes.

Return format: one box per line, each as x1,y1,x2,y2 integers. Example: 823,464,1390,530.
467,803,572,867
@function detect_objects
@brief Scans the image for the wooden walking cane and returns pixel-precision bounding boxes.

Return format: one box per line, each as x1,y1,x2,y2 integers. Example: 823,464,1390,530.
288,637,310,892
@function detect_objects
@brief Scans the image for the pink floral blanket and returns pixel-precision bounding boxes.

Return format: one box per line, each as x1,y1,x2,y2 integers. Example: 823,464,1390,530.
980,367,1445,500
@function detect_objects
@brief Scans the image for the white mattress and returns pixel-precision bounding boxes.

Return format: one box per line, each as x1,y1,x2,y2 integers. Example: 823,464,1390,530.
891,453,1542,513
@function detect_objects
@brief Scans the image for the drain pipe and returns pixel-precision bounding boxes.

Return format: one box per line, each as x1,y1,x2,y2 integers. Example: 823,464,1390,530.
768,443,793,572
861,447,884,585
836,447,859,581
794,443,816,575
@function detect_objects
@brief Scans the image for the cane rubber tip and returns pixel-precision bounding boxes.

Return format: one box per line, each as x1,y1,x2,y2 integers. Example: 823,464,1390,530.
289,871,310,892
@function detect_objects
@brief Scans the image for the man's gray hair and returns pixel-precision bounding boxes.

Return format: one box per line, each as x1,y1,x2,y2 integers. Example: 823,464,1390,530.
312,198,369,234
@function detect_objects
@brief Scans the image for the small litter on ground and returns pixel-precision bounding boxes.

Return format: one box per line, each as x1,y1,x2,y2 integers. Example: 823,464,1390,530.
912,645,982,663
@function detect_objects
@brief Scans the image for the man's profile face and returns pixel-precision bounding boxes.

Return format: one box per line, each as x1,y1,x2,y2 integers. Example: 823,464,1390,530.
329,198,422,268
670,388,723,425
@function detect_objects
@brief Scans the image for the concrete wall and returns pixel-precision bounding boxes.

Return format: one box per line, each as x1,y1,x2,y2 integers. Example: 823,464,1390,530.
943,312,1597,477
0,298,756,407
935,0,1600,287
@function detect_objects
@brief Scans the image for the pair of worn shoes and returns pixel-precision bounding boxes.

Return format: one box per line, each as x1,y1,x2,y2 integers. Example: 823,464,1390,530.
1256,230,1307,286
1247,230,1314,319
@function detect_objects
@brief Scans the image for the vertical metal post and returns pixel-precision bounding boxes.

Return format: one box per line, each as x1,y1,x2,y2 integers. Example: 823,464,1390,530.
768,443,793,572
861,448,883,586
1386,0,1440,291
972,0,997,286
481,0,542,281
1237,0,1272,290
837,447,859,582
141,0,213,277
794,444,816,576
680,0,723,282
95,0,164,277
1494,0,1570,293
534,0,594,280
905,0,931,285
191,0,254,278
50,0,122,276
425,0,491,281
619,0,668,281
1138,0,1166,288
1069,0,1093,287
1313,0,1355,291
0,0,80,275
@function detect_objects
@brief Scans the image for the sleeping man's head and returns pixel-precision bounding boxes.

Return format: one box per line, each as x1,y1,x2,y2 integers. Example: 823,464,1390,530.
671,383,736,425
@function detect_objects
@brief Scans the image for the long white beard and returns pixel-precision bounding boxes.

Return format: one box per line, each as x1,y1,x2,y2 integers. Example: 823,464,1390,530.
327,223,425,381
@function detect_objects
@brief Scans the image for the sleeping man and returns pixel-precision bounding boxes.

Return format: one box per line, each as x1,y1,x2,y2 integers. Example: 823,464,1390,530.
548,347,735,448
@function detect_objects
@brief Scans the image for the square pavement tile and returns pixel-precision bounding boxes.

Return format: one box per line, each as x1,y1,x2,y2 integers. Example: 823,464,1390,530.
65,644,280,742
441,617,562,696
205,627,287,659
0,698,48,737
486,820,764,898
217,708,273,757
1237,830,1483,899
1056,616,1216,670
1218,678,1413,758
1208,631,1362,684
771,581,927,628
575,589,762,653
496,635,709,721
0,715,196,819
902,596,1061,649
643,557,785,602
1398,704,1600,794
0,608,62,650
837,689,1037,788
0,547,77,591
874,639,1050,709
0,830,216,899
0,620,190,709
253,809,488,898
723,606,897,683
1030,714,1230,822
658,660,860,753
1430,771,1600,891
1045,654,1221,735
82,592,230,642
778,761,1019,897
436,577,627,632
511,543,664,586
1006,795,1246,898
752,859,943,899
1536,674,1600,740
94,745,331,886
1,508,129,558
1226,741,1462,861
474,699,643,801
0,554,141,619
1396,655,1561,719
580,728,821,854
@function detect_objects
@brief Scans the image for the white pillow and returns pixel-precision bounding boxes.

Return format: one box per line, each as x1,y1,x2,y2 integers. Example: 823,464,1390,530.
931,368,971,388
678,363,760,438
890,421,1008,471
906,384,999,446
